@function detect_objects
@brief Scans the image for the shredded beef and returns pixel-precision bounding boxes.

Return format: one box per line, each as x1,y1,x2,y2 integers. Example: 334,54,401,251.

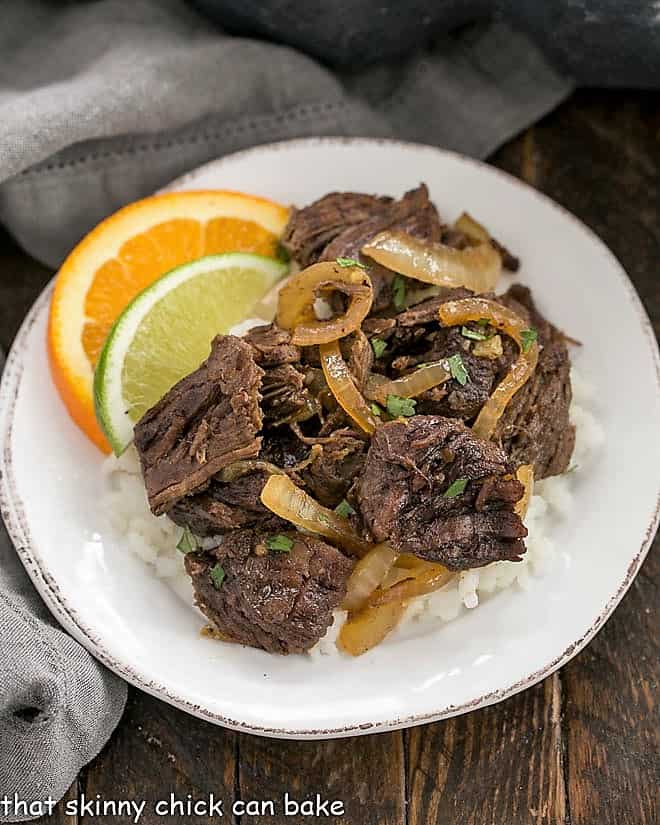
169,471,287,536
185,529,354,654
356,416,527,570
496,285,575,477
281,192,394,267
244,323,301,366
134,335,263,515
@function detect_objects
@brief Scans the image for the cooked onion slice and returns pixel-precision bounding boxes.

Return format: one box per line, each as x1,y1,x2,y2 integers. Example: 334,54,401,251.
219,460,285,482
361,230,501,293
320,340,379,434
515,464,534,519
364,361,450,405
453,211,490,243
260,474,369,557
342,543,398,612
438,297,539,440
276,261,373,345
369,561,453,607
338,599,407,657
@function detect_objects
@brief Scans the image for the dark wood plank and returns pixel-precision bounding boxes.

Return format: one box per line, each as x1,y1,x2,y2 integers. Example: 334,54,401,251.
30,781,78,825
562,538,659,825
405,88,659,825
80,688,237,825
407,675,566,825
237,731,405,825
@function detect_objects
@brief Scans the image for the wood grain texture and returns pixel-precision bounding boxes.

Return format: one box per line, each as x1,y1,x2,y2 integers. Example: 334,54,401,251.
237,731,405,824
407,675,566,825
0,90,658,825
562,543,659,825
80,690,237,824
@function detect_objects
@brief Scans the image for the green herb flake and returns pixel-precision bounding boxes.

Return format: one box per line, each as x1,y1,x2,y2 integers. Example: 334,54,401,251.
520,327,538,353
266,534,294,553
371,338,387,358
336,257,366,269
477,318,490,327
176,526,199,555
415,362,429,370
370,402,384,418
210,563,226,589
335,499,356,518
444,478,468,498
447,353,470,386
461,325,488,342
392,274,406,310
386,394,417,418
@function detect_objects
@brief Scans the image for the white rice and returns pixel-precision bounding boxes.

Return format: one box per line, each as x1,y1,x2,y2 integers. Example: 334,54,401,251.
102,368,603,657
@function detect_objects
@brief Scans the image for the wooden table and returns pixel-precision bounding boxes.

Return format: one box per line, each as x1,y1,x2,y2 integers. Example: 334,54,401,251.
2,89,657,825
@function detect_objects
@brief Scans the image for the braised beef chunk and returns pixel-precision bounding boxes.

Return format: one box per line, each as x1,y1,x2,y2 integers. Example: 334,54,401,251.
169,471,287,537
356,416,527,570
392,294,501,420
260,363,318,424
320,184,442,263
243,323,301,367
134,336,263,515
281,192,394,267
496,285,575,478
185,530,354,654
300,428,369,508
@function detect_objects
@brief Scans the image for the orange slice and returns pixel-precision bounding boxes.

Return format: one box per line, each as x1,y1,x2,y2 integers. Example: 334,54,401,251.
48,190,290,452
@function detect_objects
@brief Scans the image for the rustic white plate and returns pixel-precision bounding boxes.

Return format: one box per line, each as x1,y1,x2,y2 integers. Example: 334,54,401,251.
1,139,658,738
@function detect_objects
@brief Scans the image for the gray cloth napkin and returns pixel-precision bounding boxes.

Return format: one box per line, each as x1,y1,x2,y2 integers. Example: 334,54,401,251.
0,363,126,821
0,0,577,818
0,0,572,268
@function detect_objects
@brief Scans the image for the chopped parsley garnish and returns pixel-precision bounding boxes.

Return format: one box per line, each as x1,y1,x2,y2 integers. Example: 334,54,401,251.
415,362,429,369
477,318,490,327
461,325,488,342
371,338,387,358
520,327,538,353
444,478,468,498
336,257,365,269
392,274,406,310
210,564,226,589
335,499,356,518
370,402,384,418
447,353,470,386
176,526,198,555
386,394,416,418
266,534,294,553
276,241,291,263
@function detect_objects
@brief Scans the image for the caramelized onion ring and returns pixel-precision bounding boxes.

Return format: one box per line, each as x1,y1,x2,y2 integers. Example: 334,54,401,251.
320,340,378,434
514,464,534,519
337,599,407,657
438,297,539,440
260,474,369,557
276,261,373,345
342,543,398,612
369,561,453,607
364,361,450,405
362,230,501,293
453,211,490,243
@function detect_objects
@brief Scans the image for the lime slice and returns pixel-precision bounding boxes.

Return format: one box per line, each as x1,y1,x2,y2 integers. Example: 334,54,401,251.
94,253,288,454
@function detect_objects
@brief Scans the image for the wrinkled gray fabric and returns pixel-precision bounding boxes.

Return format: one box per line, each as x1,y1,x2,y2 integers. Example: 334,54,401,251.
0,0,572,267
0,351,126,821
0,0,574,818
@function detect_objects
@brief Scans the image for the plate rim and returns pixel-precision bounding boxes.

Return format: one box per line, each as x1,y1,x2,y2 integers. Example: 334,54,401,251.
1,137,659,739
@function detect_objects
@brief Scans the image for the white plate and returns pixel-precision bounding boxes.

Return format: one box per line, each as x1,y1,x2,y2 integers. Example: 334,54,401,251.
1,139,658,739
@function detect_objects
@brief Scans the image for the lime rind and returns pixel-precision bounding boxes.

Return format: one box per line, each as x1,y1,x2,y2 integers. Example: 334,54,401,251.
94,253,287,455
